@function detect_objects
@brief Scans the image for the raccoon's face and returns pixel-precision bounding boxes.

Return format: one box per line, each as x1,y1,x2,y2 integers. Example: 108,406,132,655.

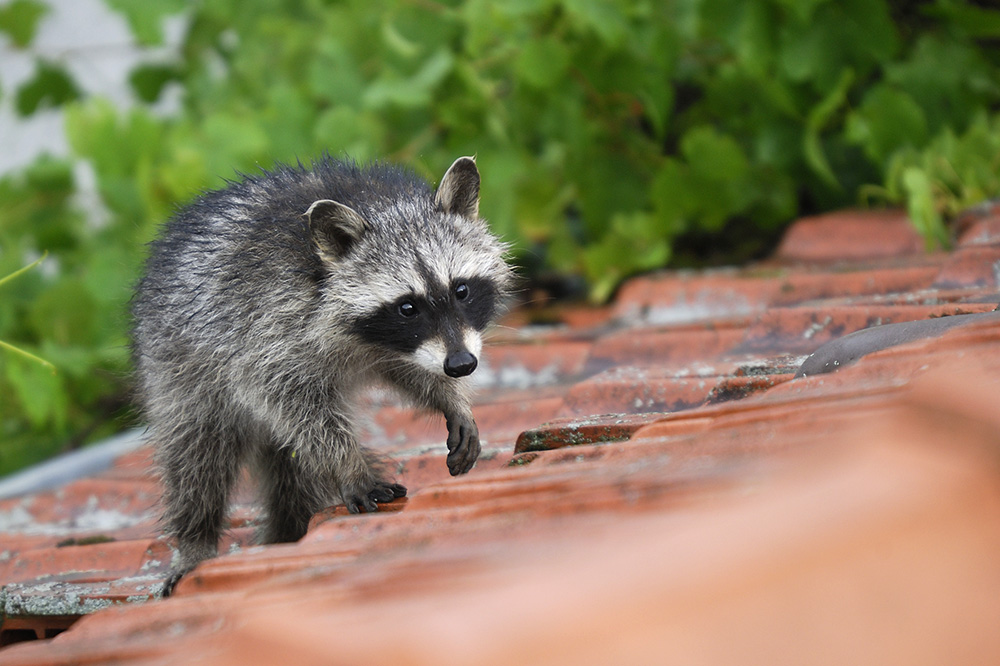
351,274,501,378
306,157,511,379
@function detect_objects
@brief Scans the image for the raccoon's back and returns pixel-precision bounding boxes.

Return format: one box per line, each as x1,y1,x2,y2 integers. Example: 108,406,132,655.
137,157,430,288
132,180,324,359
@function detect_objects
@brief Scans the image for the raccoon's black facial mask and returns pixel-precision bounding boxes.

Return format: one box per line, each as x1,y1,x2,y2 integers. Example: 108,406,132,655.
449,276,498,331
352,276,499,357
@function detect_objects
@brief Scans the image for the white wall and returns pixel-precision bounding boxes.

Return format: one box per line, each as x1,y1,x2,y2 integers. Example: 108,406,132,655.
0,0,185,175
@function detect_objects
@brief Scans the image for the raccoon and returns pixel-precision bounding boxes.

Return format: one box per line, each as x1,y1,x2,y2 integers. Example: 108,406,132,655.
131,156,513,591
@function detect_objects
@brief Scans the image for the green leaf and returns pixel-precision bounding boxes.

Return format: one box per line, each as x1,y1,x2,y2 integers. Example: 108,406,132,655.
23,155,74,193
583,212,670,303
563,0,628,46
846,84,928,166
15,60,81,116
363,49,454,109
4,353,66,430
315,107,383,161
803,68,853,188
260,84,315,163
778,0,898,91
308,38,365,106
129,63,182,103
516,38,571,89
681,126,749,183
65,100,168,220
29,279,98,347
479,148,526,242
0,0,49,48
884,36,996,134
673,126,755,232
198,112,270,176
879,112,1000,242
38,341,104,379
735,2,778,74
81,246,134,308
771,0,828,22
925,2,1000,39
104,0,187,46
779,15,833,83
901,166,947,249
151,145,209,216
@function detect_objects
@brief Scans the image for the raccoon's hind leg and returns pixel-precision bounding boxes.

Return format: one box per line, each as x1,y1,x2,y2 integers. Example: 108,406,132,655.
341,447,407,514
253,395,407,519
254,444,332,544
156,420,245,595
255,442,406,537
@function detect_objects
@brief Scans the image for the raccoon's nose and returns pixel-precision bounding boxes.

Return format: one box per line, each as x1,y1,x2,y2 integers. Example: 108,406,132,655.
444,351,478,378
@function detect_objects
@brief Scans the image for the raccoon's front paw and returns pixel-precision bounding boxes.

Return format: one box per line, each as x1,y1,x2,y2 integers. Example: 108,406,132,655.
445,414,480,476
344,480,407,514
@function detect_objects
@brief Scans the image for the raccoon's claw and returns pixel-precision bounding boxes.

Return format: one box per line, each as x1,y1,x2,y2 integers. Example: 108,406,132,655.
368,482,407,503
162,566,193,598
445,415,481,476
345,481,407,514
345,495,377,513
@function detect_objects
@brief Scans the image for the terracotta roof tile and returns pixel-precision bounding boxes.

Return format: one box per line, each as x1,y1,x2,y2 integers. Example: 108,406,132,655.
740,301,996,354
2,207,1000,663
611,269,777,325
514,412,663,453
774,208,924,262
587,323,748,366
957,206,1000,246
768,263,941,305
933,245,1000,288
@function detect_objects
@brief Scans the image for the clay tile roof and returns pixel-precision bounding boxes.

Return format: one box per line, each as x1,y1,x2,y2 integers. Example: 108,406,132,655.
2,206,1000,664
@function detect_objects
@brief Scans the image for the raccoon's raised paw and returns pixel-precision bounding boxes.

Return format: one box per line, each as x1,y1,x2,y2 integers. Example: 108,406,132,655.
445,414,481,476
344,481,407,514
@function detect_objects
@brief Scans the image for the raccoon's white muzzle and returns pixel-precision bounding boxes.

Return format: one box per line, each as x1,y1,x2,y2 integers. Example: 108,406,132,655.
412,329,482,378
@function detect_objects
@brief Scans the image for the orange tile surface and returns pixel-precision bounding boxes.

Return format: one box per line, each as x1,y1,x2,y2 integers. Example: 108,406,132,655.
2,207,999,664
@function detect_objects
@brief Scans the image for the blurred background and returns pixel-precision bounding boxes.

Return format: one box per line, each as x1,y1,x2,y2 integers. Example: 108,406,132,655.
1,0,999,476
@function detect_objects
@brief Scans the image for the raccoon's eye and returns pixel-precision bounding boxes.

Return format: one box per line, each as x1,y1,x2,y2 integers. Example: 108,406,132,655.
398,301,417,318
454,283,470,301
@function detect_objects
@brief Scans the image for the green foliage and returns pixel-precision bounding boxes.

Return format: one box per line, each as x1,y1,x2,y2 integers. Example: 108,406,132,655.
870,113,1000,248
0,0,48,48
2,0,1000,475
0,252,56,372
104,0,187,46
15,60,81,115
0,157,132,474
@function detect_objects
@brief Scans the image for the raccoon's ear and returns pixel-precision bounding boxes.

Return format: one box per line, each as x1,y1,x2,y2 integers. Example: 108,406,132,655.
305,199,367,258
435,156,480,219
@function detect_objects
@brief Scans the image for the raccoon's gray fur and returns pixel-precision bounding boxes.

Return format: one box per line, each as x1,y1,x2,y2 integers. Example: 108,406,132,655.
131,156,513,591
